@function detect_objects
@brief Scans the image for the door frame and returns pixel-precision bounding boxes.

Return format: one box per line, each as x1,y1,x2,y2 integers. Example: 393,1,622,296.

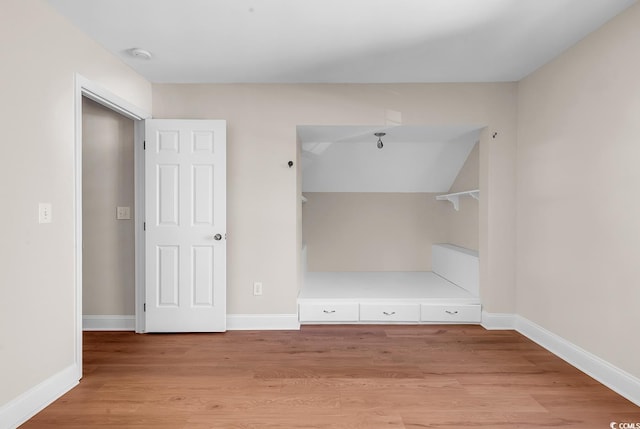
74,74,151,376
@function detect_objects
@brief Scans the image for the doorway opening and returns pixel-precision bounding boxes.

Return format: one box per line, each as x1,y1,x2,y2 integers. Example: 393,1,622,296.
74,74,150,376
81,97,136,330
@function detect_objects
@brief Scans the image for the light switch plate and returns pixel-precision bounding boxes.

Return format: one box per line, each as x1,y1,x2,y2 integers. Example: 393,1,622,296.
39,203,52,223
116,206,131,220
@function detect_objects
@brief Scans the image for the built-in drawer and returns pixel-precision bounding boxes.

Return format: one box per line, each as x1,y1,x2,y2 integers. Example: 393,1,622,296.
299,302,359,322
359,303,420,322
420,304,481,323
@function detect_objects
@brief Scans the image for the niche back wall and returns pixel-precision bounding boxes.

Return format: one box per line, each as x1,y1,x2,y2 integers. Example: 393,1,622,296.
302,142,479,272
303,192,448,272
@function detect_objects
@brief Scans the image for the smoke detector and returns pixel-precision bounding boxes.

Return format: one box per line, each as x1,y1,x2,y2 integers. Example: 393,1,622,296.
128,48,152,60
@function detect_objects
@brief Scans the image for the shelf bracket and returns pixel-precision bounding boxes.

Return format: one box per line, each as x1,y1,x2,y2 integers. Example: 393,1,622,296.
436,189,479,211
444,195,460,211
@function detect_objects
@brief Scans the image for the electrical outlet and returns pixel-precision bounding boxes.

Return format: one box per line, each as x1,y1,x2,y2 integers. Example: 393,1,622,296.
39,203,52,224
253,282,263,296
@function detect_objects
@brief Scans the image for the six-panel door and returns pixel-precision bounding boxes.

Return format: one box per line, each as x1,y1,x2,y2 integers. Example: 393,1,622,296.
145,119,226,332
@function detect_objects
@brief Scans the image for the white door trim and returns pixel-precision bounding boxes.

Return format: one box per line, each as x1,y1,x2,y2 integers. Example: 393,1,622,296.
74,74,151,376
133,120,146,333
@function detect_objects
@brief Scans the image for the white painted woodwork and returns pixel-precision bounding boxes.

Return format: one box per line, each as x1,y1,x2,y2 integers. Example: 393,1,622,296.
436,189,479,211
298,272,480,324
420,304,482,323
82,315,136,331
145,119,226,332
298,303,359,323
0,364,79,429
431,244,479,297
298,244,481,324
359,303,421,322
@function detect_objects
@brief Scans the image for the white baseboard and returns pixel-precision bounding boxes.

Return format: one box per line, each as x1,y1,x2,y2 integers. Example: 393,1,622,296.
226,314,300,330
482,311,640,406
514,316,640,407
83,315,135,331
481,311,516,330
83,314,300,332
0,364,79,429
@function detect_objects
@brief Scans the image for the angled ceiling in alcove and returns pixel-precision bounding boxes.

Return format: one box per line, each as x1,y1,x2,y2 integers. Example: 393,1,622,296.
298,125,482,193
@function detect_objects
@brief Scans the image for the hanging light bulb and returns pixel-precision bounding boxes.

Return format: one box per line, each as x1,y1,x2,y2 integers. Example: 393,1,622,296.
374,132,386,149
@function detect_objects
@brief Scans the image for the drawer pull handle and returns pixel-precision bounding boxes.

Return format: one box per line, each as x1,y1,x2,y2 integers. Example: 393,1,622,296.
323,310,336,314
445,310,459,315
383,311,396,316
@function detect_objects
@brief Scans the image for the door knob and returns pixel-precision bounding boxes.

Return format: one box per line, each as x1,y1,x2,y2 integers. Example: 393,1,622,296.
213,234,222,241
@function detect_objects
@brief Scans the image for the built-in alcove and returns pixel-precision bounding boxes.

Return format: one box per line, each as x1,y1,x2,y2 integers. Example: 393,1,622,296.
298,125,481,324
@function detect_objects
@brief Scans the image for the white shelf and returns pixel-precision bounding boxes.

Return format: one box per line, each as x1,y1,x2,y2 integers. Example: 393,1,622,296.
436,189,479,211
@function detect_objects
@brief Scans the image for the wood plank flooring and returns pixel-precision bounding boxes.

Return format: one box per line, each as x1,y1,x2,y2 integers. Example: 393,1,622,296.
22,325,639,428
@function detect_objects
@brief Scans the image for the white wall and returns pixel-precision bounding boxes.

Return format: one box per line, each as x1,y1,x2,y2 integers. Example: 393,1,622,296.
303,193,448,272
0,0,151,408
303,143,478,272
152,83,518,315
517,2,640,379
82,98,135,316
445,142,479,251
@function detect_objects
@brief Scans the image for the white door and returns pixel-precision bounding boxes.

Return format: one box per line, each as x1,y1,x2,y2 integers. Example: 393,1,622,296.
144,119,226,332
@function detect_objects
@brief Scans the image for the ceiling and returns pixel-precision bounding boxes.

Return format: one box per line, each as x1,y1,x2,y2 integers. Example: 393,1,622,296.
299,125,481,193
47,0,636,83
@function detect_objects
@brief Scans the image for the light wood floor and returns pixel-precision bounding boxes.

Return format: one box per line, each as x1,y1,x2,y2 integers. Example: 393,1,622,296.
23,325,639,428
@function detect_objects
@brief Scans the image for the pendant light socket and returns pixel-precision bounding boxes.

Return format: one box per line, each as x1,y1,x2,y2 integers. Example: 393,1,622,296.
374,132,386,149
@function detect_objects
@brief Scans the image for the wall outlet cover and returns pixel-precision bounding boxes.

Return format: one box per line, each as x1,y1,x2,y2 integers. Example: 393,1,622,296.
253,282,263,296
